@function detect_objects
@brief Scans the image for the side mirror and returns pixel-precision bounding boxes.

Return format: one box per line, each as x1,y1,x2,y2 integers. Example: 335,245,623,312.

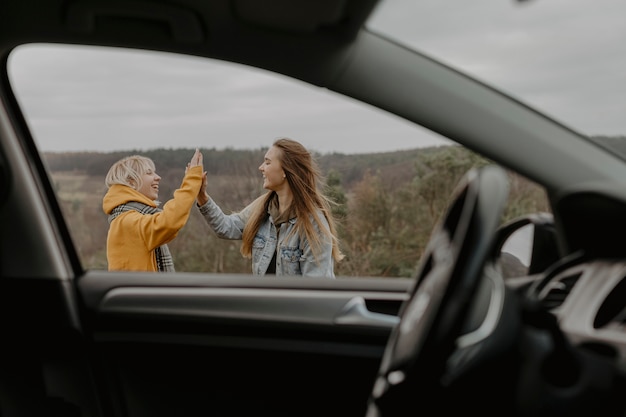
495,213,560,280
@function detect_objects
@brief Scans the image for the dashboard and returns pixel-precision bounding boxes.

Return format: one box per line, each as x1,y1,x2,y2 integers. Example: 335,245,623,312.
535,259,626,370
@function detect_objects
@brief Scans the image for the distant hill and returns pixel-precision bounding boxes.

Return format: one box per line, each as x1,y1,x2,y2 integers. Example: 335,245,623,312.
43,134,626,180
42,145,445,193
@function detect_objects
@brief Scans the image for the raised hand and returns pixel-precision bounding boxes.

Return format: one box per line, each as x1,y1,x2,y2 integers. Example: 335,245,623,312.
197,170,210,206
186,148,203,173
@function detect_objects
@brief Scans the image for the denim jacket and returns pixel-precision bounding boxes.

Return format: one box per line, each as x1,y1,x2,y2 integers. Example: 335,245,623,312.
198,197,335,278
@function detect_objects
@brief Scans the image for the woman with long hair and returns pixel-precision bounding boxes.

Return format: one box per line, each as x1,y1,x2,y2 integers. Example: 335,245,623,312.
197,138,343,277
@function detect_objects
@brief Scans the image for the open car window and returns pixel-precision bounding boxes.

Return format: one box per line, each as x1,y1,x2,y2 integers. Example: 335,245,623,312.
7,43,549,278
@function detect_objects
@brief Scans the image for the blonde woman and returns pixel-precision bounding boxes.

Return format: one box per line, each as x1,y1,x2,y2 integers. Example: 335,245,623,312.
103,149,203,271
197,138,343,277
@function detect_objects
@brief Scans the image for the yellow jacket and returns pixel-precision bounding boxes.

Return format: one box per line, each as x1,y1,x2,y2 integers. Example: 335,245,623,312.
102,166,203,271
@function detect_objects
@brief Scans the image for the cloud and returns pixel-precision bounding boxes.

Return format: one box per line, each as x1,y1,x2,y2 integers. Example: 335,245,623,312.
9,44,446,154
368,0,626,137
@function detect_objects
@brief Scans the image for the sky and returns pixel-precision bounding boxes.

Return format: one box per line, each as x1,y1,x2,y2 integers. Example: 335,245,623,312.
7,0,626,155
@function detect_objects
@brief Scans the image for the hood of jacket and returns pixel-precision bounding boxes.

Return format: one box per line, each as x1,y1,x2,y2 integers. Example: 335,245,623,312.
103,184,158,214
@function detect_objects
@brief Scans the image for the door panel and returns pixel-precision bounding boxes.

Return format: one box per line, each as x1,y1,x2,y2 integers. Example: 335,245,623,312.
77,272,410,417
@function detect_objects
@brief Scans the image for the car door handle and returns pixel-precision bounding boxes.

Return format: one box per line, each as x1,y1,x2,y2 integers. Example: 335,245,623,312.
334,296,400,328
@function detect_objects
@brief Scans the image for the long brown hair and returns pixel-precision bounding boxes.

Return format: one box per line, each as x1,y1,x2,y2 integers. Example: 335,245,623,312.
241,138,344,263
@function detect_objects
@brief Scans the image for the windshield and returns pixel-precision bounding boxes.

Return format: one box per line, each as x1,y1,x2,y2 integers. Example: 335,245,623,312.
368,0,626,149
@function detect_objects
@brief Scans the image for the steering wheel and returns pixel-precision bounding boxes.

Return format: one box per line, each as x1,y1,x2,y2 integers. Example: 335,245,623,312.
366,165,510,417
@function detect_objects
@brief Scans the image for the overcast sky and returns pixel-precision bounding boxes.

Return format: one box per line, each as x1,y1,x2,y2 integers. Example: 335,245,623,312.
7,0,626,155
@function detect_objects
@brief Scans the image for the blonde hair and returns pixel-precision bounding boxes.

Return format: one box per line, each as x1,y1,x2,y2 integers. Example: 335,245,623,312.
241,138,344,263
105,155,155,190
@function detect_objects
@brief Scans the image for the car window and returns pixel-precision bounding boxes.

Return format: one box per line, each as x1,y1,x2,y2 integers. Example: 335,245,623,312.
7,43,549,278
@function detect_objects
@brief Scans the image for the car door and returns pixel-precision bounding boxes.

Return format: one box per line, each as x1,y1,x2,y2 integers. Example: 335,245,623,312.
2,43,414,417
0,132,409,417
77,272,408,417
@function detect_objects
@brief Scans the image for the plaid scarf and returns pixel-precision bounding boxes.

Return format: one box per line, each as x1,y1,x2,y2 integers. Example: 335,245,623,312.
108,202,175,272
